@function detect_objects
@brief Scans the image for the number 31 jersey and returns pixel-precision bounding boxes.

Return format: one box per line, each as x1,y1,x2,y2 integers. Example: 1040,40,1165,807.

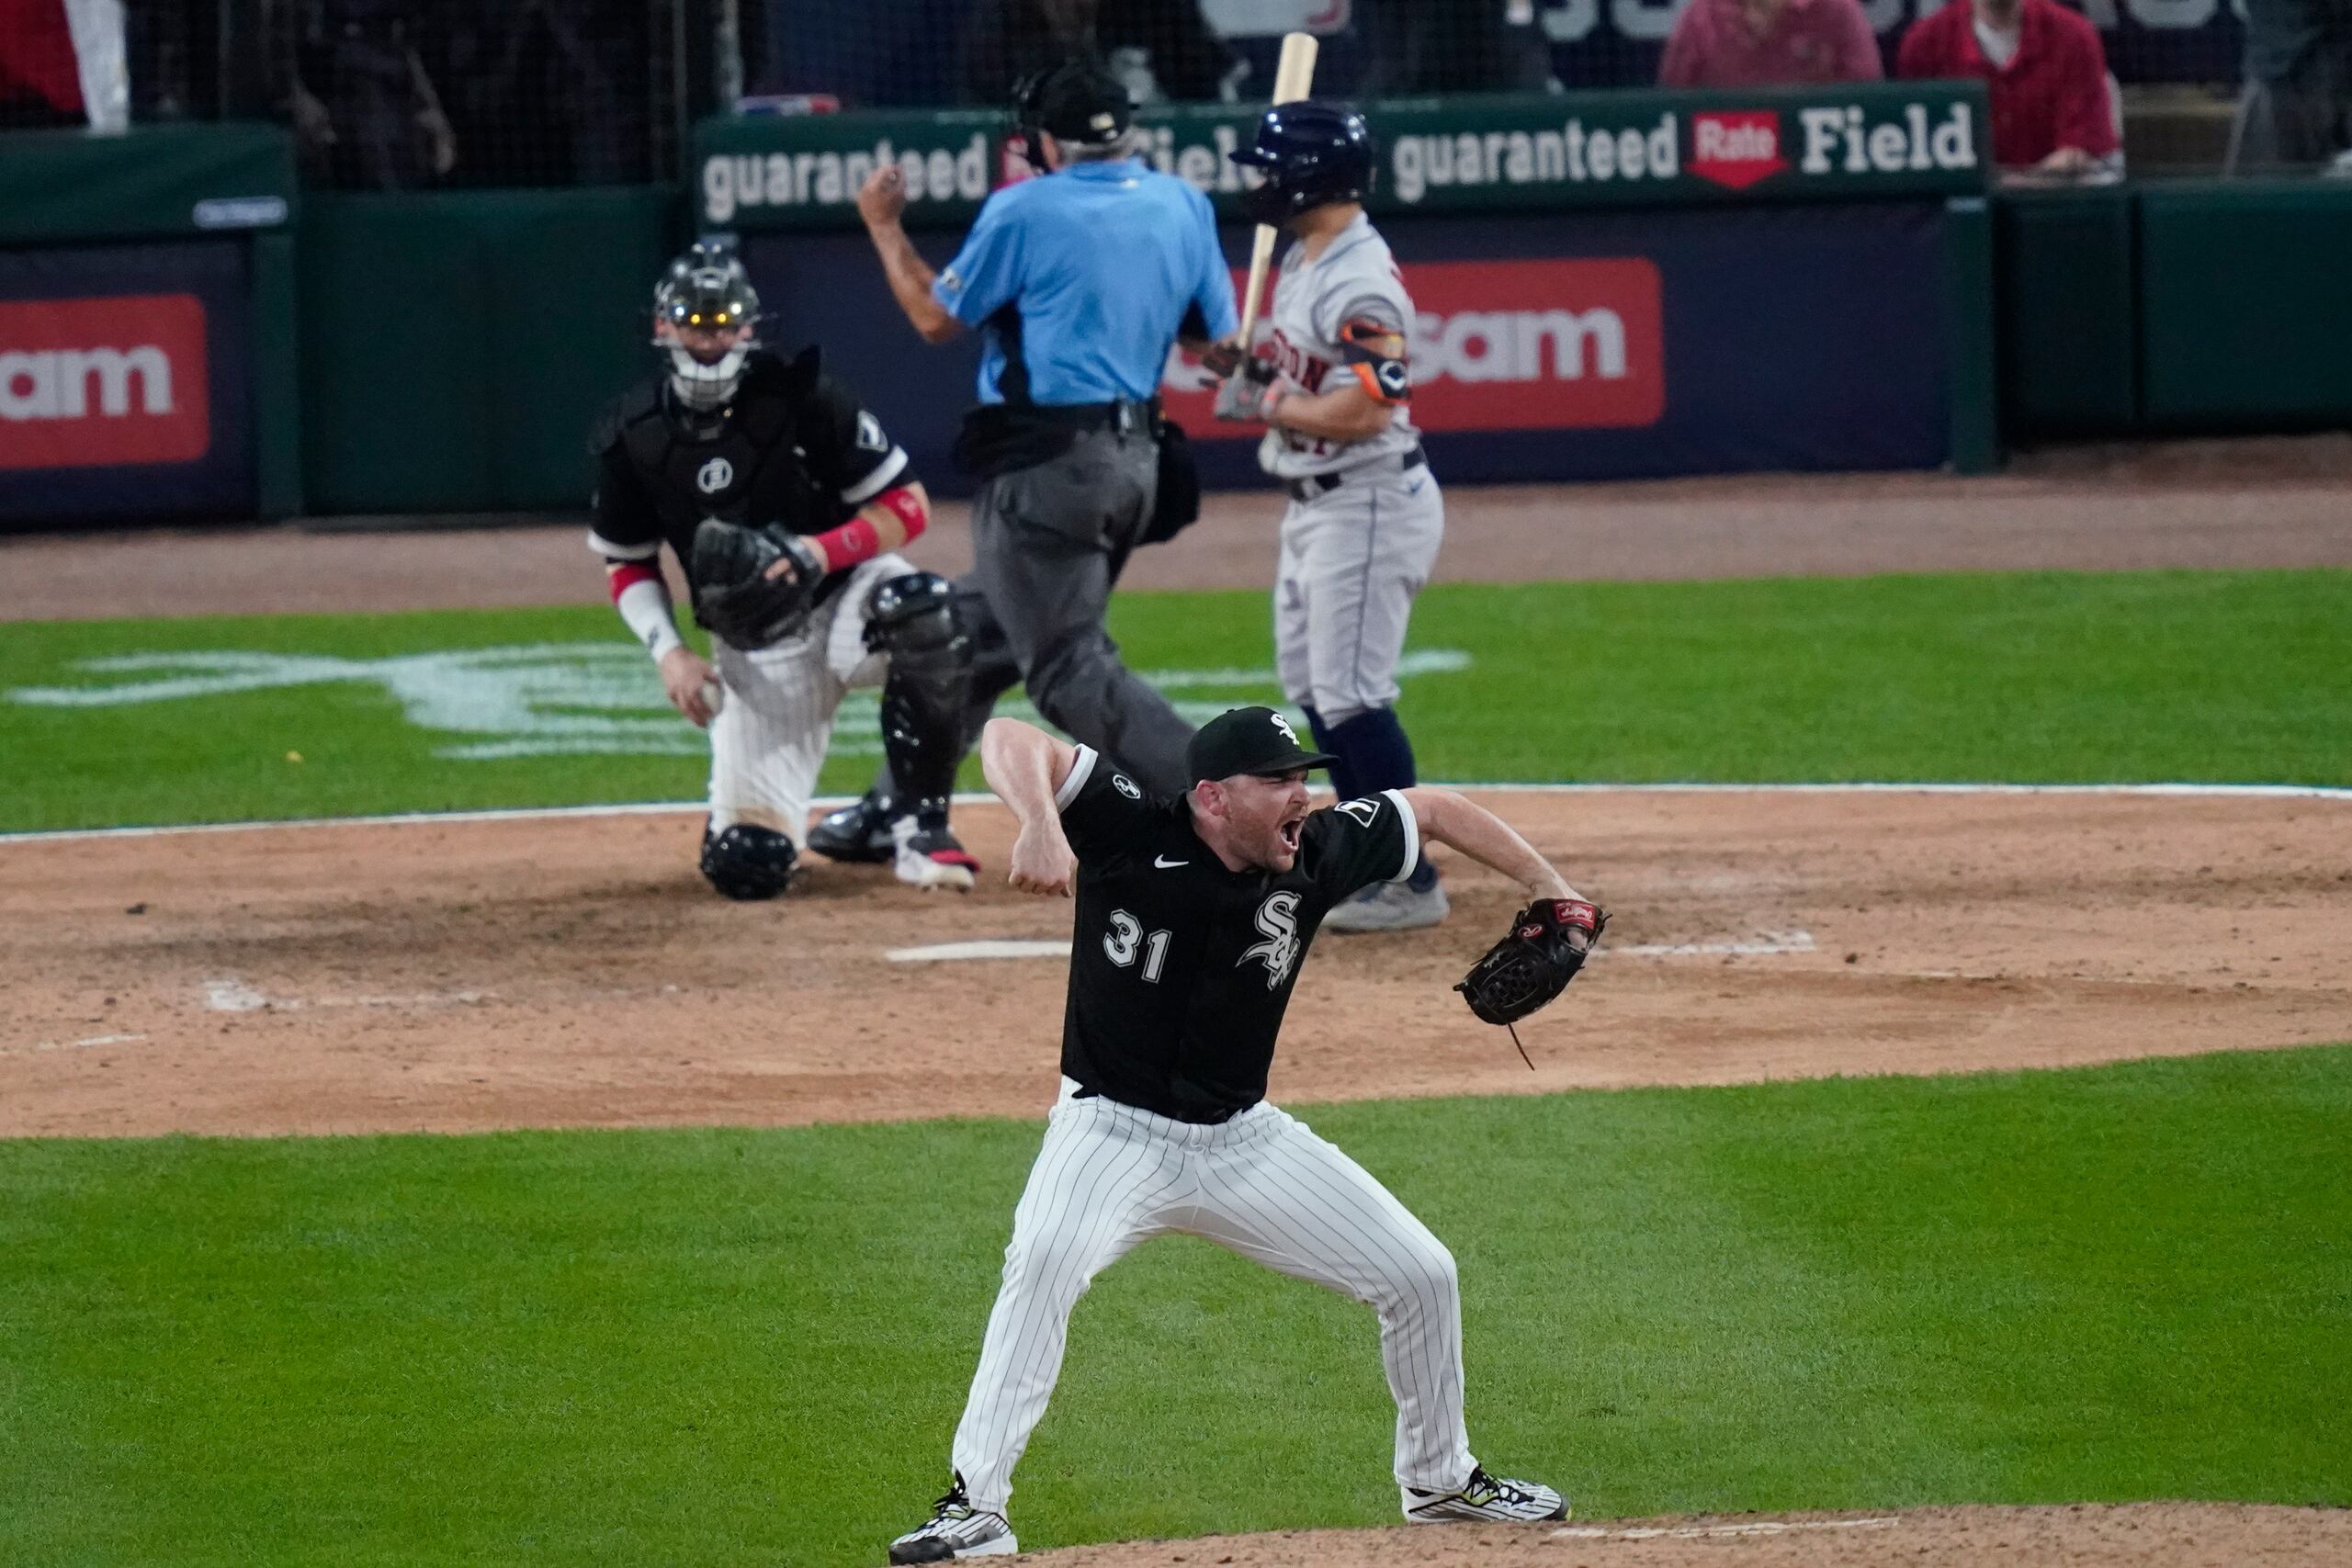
1052,745,1419,1124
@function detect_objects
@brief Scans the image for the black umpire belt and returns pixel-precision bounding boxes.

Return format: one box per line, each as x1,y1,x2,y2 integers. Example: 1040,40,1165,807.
1287,444,1427,503
1030,397,1161,435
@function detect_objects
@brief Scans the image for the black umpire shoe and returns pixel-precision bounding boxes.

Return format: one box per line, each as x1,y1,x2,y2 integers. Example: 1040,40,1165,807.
807,790,895,863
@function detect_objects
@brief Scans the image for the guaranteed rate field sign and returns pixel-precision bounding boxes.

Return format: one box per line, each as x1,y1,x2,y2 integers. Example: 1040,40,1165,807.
691,83,1990,232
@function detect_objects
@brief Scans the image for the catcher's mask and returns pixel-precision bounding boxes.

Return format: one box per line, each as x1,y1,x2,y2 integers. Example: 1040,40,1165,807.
653,238,762,412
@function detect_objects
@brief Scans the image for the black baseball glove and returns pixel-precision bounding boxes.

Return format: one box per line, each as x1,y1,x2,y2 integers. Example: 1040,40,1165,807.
689,518,827,649
1455,898,1608,1027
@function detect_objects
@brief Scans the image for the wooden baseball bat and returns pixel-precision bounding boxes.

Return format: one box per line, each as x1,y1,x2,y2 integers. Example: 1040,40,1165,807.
1235,31,1320,346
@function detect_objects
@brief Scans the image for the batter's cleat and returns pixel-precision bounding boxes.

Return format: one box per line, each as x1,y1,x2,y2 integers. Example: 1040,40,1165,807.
1321,875,1450,934
808,791,896,863
888,1474,1017,1562
891,810,979,893
1404,1466,1568,1525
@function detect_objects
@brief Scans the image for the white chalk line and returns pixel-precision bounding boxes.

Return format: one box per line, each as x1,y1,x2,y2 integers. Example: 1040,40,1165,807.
887,931,1818,964
4,1032,150,1056
4,779,2345,848
204,976,492,1013
1553,1517,1903,1542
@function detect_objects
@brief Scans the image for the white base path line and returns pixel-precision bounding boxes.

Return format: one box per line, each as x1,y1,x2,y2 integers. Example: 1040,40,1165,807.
4,779,2346,847
5,1032,150,1056
1553,1517,1902,1542
888,940,1072,964
1612,930,1815,957
205,976,491,1012
886,932,1816,964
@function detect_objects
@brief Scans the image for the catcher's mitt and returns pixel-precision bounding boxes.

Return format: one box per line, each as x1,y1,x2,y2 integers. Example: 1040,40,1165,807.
689,518,826,649
1455,898,1608,1032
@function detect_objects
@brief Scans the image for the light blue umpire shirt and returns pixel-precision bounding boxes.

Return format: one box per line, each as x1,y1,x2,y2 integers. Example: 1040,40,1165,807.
933,158,1238,408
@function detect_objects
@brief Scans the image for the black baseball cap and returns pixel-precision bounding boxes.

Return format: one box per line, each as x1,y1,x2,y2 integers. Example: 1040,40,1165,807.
1034,60,1133,146
1186,706,1337,785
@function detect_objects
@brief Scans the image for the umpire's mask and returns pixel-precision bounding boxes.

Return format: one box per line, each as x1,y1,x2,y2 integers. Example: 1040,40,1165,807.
653,239,762,412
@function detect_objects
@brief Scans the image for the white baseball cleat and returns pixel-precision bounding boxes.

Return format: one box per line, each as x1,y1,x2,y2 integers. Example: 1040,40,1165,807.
1321,875,1449,934
888,1474,1018,1562
1404,1465,1568,1524
890,812,978,893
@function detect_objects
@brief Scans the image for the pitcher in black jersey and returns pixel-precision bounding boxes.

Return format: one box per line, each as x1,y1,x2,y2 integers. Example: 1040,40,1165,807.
589,238,978,901
888,706,1593,1562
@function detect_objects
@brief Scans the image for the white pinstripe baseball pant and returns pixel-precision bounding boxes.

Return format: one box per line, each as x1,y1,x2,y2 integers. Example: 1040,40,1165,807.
706,553,911,844
949,1078,1476,1512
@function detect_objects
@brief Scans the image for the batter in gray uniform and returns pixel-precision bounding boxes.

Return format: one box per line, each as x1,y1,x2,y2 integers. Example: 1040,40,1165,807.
1216,100,1448,933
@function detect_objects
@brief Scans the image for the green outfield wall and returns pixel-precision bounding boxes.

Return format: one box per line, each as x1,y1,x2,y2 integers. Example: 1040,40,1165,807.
6,115,2352,524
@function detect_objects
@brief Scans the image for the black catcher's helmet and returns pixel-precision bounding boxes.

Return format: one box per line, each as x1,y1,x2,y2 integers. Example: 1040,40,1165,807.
1229,100,1375,225
652,237,762,412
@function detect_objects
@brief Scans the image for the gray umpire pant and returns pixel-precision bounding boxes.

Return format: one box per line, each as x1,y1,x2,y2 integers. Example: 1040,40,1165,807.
953,422,1195,797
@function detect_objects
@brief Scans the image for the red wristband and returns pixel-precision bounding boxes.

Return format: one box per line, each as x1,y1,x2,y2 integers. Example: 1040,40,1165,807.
606,561,662,602
810,515,878,574
875,484,927,540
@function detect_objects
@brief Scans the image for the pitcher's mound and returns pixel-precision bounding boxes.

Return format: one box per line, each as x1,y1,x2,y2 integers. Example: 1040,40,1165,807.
1015,1504,2349,1567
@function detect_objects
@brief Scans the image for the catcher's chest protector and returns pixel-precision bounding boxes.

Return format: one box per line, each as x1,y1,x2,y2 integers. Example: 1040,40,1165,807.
616,371,831,542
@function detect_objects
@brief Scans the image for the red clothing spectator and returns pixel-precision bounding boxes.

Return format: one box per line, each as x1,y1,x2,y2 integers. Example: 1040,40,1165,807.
1659,0,1885,89
1896,0,2120,172
0,0,84,120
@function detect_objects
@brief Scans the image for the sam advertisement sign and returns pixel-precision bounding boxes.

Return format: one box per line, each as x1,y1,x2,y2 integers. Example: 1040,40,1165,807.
0,241,254,525
739,196,1954,494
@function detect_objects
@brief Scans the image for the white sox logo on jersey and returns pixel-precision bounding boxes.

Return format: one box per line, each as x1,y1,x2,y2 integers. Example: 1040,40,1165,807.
1238,891,1303,991
695,457,733,494
1112,773,1141,799
1334,796,1380,829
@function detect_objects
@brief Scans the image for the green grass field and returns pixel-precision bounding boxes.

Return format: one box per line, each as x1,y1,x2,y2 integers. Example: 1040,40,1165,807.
3,569,2347,832
3,1049,2346,1566
6,566,2348,1564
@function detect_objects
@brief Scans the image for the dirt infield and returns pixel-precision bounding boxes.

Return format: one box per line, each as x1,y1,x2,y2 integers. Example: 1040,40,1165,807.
9,435,2352,623
4,788,2345,1138
1017,1504,2352,1568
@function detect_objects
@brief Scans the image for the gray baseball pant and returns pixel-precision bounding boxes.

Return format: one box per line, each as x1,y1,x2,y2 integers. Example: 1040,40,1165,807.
865,423,1195,802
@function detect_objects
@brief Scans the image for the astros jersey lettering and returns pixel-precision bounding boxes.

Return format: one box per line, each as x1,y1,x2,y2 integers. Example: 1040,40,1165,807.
1258,211,1422,480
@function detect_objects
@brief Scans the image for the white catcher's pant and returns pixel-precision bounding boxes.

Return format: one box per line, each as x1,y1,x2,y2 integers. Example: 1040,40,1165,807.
950,1078,1476,1512
1274,466,1443,728
706,553,910,844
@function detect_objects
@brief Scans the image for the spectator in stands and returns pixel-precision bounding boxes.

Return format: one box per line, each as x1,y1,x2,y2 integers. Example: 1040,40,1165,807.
288,1,456,187
444,0,643,185
1659,0,1883,89
1897,0,2120,182
2233,0,2352,172
1360,0,1556,96
1,0,85,128
958,0,1240,106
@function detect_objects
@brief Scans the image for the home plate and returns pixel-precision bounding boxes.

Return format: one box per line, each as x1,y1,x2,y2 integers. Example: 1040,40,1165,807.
887,939,1073,964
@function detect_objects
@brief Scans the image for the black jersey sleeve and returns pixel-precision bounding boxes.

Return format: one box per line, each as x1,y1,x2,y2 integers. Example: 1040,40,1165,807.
586,402,663,561
1055,745,1159,861
799,373,912,512
1301,789,1419,902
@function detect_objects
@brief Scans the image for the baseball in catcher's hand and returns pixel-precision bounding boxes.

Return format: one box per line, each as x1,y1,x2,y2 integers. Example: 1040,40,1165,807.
659,646,720,728
1008,820,1077,898
1454,898,1608,1026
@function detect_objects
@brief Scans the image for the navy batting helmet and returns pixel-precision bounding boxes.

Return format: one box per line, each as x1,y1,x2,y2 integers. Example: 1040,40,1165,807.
1229,100,1374,225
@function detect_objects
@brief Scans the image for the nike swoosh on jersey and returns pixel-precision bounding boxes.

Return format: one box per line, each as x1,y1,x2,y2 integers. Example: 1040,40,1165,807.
1154,855,1189,869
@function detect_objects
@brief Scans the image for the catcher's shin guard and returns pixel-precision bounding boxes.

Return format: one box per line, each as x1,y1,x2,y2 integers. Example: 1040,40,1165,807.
866,572,971,813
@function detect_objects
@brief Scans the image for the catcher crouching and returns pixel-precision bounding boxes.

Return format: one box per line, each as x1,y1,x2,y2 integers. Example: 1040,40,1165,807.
590,238,979,898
